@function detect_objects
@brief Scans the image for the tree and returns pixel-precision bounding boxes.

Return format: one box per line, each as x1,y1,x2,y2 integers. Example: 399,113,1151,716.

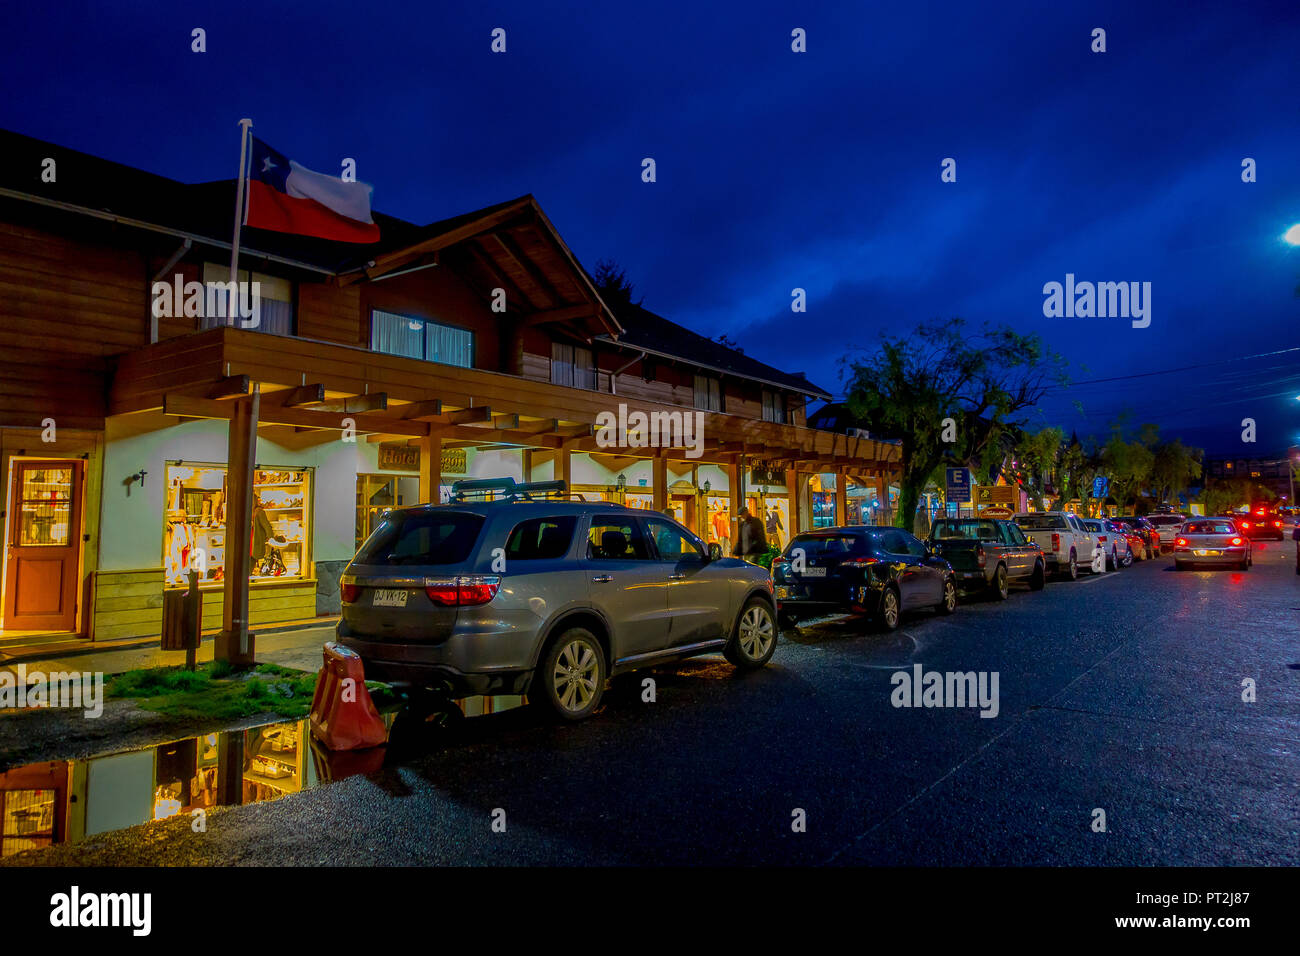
842,319,1065,530
1149,439,1202,506
591,259,640,307
1010,426,1065,505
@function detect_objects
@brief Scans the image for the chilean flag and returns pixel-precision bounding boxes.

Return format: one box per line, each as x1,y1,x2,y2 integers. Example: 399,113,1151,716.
244,137,380,243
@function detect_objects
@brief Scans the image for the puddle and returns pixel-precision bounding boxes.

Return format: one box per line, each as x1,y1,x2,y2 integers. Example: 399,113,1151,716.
0,692,525,861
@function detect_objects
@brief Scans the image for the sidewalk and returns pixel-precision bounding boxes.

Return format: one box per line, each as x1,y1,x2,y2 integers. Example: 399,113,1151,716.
0,618,339,676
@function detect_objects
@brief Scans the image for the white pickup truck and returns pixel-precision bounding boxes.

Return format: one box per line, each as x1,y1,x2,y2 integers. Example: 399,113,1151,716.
1013,511,1100,579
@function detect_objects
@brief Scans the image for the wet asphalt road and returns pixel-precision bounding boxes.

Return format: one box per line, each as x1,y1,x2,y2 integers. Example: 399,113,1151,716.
13,540,1300,866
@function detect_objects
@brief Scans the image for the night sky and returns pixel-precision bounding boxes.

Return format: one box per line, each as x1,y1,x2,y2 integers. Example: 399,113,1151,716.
3,0,1298,455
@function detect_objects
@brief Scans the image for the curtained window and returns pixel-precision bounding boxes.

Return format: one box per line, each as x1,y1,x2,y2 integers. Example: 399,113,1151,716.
370,309,474,368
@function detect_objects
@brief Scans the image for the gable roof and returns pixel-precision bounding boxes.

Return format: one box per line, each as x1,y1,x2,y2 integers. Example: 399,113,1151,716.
602,302,830,399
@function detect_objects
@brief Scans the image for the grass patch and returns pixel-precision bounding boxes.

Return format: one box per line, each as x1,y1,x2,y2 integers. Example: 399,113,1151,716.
107,662,323,721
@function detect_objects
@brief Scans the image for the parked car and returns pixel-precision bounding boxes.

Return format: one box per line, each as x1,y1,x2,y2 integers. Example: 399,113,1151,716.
772,526,957,631
338,479,777,722
1113,515,1159,560
1240,504,1285,541
1146,513,1188,553
927,517,1046,598
1173,518,1252,571
1080,517,1131,569
1014,511,1091,579
1101,519,1142,565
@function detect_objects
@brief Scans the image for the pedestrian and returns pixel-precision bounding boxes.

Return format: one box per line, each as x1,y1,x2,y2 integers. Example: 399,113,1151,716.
734,506,768,564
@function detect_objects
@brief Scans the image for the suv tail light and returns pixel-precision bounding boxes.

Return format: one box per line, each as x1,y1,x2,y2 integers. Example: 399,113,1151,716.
840,557,879,568
1175,537,1188,547
1231,537,1244,546
975,543,987,568
1274,521,1282,528
1051,532,1060,552
341,583,361,604
424,575,502,606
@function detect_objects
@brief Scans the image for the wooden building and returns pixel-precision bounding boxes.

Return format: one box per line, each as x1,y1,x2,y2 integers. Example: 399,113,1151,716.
0,127,900,646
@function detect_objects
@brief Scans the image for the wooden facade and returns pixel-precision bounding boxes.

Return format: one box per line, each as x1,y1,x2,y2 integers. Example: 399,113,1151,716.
0,159,898,645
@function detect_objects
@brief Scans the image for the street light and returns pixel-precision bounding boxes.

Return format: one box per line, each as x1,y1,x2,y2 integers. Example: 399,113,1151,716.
1285,223,1300,246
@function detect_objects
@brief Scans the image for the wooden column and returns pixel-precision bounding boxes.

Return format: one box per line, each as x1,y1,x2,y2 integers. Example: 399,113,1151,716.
651,455,668,513
556,445,572,492
419,432,442,504
834,470,847,526
726,461,742,548
875,473,889,524
521,449,533,482
785,468,800,537
216,388,259,667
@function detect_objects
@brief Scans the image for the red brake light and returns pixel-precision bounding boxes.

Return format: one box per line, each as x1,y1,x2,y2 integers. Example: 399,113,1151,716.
1241,521,1251,528
424,575,502,606
1231,537,1243,546
1274,521,1282,527
841,557,879,567
1175,538,1188,547
1051,532,1060,552
975,543,986,567
341,583,361,604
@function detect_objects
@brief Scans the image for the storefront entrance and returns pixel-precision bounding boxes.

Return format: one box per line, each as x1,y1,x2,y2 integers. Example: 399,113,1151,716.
3,459,83,633
355,473,419,552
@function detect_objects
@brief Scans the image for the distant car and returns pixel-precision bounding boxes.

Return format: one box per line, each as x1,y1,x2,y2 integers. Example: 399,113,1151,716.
1240,505,1285,541
1108,520,1147,563
1078,517,1128,570
1173,518,1252,571
1146,513,1188,553
927,517,1046,598
1113,515,1159,560
772,526,957,631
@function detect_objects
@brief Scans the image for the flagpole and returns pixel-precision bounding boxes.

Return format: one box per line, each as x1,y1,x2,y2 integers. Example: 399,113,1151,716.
228,118,253,325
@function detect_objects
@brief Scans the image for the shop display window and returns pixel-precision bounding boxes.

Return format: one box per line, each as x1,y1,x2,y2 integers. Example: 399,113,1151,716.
15,466,74,546
164,463,311,587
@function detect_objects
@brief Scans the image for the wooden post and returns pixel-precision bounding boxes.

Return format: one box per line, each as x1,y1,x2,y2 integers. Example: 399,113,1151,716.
834,470,848,526
216,388,259,667
726,461,741,548
785,469,799,537
521,448,533,483
555,445,572,494
419,432,442,504
651,455,668,513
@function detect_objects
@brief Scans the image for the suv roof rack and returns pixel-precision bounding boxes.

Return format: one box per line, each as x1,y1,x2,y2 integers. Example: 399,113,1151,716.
448,477,571,502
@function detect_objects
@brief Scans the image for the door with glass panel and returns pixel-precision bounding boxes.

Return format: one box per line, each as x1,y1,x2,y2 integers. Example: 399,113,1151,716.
355,474,419,553
4,460,83,632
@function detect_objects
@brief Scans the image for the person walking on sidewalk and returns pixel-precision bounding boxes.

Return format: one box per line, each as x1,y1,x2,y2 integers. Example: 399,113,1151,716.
734,506,768,565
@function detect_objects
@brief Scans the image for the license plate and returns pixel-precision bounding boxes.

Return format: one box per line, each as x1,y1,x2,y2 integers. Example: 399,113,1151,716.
372,589,410,607
800,567,827,577
1194,550,1221,557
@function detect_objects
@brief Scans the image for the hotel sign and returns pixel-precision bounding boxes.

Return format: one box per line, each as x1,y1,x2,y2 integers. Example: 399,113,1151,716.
377,445,469,474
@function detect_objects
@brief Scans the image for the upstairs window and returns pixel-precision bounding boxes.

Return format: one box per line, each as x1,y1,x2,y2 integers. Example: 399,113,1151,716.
200,263,294,335
551,342,598,390
762,390,787,423
371,309,474,368
694,374,723,412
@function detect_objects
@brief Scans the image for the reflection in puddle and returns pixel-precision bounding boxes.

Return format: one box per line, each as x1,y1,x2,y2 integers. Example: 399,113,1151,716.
0,692,525,861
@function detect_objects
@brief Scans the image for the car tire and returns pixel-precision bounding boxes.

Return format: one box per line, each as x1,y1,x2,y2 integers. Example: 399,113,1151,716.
877,586,902,631
1175,561,1187,571
991,564,1010,600
725,598,778,669
534,627,607,721
1028,560,1046,591
1065,550,1078,581
937,577,957,614
1238,559,1250,571
1122,547,1133,567
777,609,799,632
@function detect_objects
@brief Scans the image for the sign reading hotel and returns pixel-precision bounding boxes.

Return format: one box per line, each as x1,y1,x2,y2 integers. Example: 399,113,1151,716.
376,444,468,474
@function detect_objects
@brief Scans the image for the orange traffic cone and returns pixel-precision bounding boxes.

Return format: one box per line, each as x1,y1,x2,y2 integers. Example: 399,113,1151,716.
309,642,387,750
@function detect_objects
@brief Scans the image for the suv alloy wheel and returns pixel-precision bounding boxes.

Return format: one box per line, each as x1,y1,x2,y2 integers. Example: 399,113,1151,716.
535,627,607,721
725,598,777,669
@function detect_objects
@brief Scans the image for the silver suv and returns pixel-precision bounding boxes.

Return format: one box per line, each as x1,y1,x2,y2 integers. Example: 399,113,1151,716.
337,479,778,721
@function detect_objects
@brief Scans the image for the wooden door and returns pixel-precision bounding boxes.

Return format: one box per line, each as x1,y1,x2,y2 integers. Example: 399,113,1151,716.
4,460,83,632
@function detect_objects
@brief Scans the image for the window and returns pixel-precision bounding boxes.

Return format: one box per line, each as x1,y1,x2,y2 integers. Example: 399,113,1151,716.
371,309,473,368
355,511,484,566
551,342,597,389
506,516,578,560
762,390,787,423
880,531,911,555
644,517,704,561
586,518,650,560
694,374,723,412
201,263,294,335
785,534,870,558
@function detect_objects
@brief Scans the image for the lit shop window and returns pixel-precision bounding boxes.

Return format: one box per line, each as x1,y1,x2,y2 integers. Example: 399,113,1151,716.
164,464,311,587
15,466,74,545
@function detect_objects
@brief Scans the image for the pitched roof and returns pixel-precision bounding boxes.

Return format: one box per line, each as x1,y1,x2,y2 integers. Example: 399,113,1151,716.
603,302,830,398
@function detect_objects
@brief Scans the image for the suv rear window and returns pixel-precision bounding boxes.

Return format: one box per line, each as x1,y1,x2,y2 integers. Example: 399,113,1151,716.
786,533,871,558
1016,514,1068,530
505,516,577,560
1185,521,1235,534
355,511,484,566
1148,515,1185,526
932,520,999,540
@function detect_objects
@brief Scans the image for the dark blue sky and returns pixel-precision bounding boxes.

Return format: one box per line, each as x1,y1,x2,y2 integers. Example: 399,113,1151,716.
4,0,1299,455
